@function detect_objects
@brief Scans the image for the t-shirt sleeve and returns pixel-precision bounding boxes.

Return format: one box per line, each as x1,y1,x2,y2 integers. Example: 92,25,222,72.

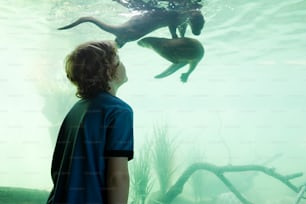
105,108,134,160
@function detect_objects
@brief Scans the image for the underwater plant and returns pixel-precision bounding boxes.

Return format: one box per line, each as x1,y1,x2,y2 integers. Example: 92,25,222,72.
151,125,177,195
130,144,153,204
129,124,178,203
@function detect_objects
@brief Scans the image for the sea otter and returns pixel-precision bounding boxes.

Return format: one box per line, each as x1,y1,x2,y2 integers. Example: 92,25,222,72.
137,37,204,82
58,10,204,47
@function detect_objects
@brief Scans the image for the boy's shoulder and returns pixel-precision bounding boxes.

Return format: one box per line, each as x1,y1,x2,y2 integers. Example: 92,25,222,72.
94,92,133,112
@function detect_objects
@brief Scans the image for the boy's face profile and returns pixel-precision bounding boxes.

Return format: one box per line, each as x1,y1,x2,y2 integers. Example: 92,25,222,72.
112,54,128,86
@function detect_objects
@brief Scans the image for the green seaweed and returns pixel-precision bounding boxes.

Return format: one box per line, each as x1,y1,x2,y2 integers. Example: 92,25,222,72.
151,125,177,195
129,124,178,203
130,146,153,204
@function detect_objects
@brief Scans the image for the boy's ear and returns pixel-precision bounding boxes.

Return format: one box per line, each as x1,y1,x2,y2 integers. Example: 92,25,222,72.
106,68,112,79
106,67,116,80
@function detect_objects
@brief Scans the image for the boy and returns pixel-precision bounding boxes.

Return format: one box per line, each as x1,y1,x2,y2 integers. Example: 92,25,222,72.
47,41,133,204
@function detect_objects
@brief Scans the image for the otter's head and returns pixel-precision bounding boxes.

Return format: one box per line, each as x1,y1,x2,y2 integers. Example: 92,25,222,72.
189,10,205,36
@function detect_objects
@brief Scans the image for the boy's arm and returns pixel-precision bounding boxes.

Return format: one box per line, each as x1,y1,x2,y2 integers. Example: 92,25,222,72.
106,157,130,204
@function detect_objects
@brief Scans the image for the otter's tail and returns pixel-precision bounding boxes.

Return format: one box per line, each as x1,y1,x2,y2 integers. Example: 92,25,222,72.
58,17,93,30
58,17,116,34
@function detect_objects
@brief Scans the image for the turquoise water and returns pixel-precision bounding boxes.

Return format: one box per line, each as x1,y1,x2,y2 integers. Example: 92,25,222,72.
0,0,306,203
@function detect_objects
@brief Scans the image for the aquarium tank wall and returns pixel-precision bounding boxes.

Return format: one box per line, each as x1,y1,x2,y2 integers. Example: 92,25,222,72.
1,0,306,203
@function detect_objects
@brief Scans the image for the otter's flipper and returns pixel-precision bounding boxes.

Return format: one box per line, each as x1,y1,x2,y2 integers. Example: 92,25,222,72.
154,63,187,79
180,61,200,83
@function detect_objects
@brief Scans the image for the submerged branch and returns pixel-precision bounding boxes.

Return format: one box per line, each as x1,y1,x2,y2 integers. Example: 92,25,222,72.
295,184,306,204
160,162,304,204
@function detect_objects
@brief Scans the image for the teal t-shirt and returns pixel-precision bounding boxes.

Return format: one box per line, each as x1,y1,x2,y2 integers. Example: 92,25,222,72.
47,91,133,204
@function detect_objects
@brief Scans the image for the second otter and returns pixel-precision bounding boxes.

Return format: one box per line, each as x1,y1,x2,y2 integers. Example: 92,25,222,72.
138,37,204,83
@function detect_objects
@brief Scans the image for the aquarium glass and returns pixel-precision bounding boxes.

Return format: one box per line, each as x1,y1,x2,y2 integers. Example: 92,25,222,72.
1,0,306,203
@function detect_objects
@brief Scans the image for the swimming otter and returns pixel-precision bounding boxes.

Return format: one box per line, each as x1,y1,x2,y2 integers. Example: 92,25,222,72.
58,10,205,47
137,37,204,82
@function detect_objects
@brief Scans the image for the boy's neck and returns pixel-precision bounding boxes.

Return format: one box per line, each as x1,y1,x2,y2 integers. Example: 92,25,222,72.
108,83,119,96
108,89,117,96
